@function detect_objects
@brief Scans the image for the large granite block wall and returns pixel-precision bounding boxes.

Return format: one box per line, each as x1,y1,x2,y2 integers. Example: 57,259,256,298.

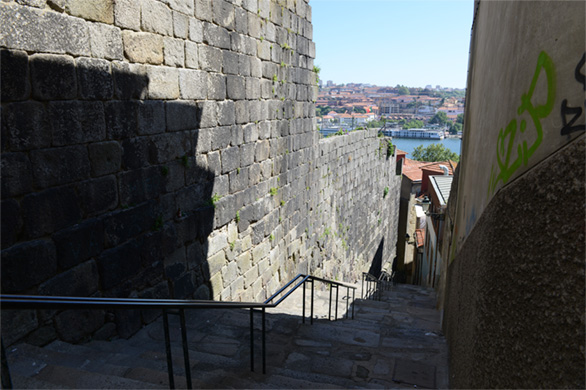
1,0,400,346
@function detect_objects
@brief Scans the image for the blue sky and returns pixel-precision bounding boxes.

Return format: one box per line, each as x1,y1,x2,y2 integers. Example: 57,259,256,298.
310,0,475,88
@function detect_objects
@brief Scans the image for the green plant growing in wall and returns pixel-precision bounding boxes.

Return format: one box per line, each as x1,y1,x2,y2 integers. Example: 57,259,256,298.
387,140,395,158
383,187,389,198
272,74,278,82
153,215,164,231
207,194,221,208
260,36,264,42
161,166,169,176
280,200,285,206
270,187,278,196
269,234,274,241
229,241,235,251
281,43,291,50
235,210,240,222
181,154,190,168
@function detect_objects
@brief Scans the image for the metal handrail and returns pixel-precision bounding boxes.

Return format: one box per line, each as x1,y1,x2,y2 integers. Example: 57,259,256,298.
1,273,356,390
362,272,383,301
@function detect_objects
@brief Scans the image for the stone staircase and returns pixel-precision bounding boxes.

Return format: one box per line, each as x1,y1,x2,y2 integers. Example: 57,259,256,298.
4,284,448,389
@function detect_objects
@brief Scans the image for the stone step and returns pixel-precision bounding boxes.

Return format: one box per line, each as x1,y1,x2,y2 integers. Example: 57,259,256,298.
4,283,448,389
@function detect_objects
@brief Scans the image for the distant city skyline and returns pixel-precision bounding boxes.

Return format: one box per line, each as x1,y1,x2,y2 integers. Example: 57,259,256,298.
311,0,475,89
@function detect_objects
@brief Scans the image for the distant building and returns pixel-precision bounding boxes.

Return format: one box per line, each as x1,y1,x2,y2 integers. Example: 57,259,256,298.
326,80,333,87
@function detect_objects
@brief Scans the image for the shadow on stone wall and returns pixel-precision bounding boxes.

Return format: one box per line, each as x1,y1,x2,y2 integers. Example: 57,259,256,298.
367,238,384,278
1,49,216,344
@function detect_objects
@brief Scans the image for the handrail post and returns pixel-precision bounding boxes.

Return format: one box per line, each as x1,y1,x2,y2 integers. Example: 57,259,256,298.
262,308,266,374
179,309,192,389
310,278,314,325
302,280,306,324
335,285,339,321
250,308,254,372
162,309,175,389
361,273,364,299
352,288,355,319
328,284,332,321
2,338,12,390
346,287,350,319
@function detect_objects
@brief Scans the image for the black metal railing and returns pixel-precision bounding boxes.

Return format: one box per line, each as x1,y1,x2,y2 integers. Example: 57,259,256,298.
1,274,356,390
361,271,393,300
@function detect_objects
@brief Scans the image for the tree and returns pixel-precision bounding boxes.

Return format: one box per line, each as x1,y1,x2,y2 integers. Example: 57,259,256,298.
411,143,459,162
353,106,366,114
449,122,462,135
429,111,449,126
400,119,423,129
456,113,464,124
396,84,410,95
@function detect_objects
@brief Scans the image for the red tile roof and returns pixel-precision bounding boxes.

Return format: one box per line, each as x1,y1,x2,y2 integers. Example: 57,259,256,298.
402,158,428,182
415,228,425,248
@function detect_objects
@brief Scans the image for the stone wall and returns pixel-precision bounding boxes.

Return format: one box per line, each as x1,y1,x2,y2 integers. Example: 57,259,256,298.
1,0,401,346
441,1,585,387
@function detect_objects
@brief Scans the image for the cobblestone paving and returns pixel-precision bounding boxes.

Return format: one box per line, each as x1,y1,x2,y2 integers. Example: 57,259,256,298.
6,283,448,389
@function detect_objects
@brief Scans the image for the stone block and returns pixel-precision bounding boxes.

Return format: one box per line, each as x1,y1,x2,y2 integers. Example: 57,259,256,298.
173,11,189,38
112,309,141,339
256,139,270,162
207,151,221,176
199,45,223,72
77,57,113,100
164,37,185,67
88,141,122,176
118,166,164,206
235,101,249,124
89,22,123,60
166,100,199,131
52,218,104,269
179,68,207,99
238,53,251,76
207,73,227,100
21,186,82,239
66,0,114,23
122,31,163,64
235,7,248,34
141,0,173,36
115,0,141,30
226,75,245,100
221,146,240,174
1,310,38,346
243,122,258,143
229,166,248,193
1,49,29,101
1,239,57,292
218,101,235,126
163,160,186,192
0,4,91,56
195,0,212,21
137,100,166,135
49,101,106,146
203,22,231,49
246,77,261,99
213,174,229,197
38,260,100,297
168,0,194,14
184,41,199,68
1,153,33,198
231,124,244,146
214,194,237,228
173,273,195,298
55,309,105,343
30,145,90,189
212,0,234,30
223,50,239,75
209,126,231,151
77,175,118,216
103,204,153,248
30,53,76,100
188,17,204,42
105,100,139,139
248,100,261,122
147,65,180,99
112,61,149,99
148,131,192,163
1,199,20,249
239,143,255,167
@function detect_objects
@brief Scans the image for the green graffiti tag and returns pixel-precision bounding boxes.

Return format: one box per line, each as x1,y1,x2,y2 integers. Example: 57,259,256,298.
488,51,556,196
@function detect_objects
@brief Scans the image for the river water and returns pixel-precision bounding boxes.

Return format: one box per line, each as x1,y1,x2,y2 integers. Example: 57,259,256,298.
392,137,462,157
